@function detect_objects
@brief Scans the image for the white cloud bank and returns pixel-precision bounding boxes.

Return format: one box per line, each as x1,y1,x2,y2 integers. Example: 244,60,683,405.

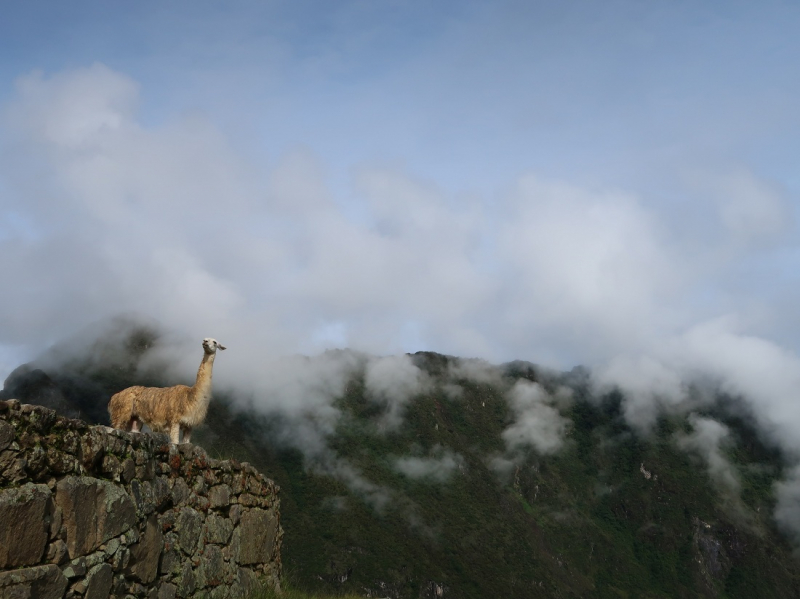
394,445,465,483
498,380,570,460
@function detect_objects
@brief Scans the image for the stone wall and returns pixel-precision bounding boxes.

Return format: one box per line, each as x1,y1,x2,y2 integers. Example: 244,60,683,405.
0,399,282,599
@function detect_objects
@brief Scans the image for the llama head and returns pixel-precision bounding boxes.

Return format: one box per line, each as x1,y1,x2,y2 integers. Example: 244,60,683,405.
202,338,227,354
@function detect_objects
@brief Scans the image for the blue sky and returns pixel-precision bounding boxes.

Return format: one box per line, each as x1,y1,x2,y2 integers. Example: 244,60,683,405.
5,0,798,194
1,0,800,378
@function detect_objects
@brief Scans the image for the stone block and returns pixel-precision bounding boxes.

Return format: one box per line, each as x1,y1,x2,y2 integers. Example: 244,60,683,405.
0,483,50,568
171,478,191,506
84,563,113,599
80,428,106,472
237,567,259,597
45,539,68,565
176,508,202,555
61,558,86,578
199,545,225,587
176,561,196,598
102,454,122,480
126,514,162,584
55,476,136,558
223,527,240,564
0,420,14,451
151,476,171,510
20,404,57,434
238,508,278,565
130,479,157,515
0,564,68,599
112,546,130,572
121,457,136,483
204,514,233,545
208,485,230,509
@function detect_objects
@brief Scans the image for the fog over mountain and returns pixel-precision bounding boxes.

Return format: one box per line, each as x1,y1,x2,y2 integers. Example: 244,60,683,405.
2,0,800,550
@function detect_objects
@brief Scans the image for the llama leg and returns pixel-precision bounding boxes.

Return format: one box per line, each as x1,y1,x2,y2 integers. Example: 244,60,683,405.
170,422,181,445
182,426,192,444
130,417,141,433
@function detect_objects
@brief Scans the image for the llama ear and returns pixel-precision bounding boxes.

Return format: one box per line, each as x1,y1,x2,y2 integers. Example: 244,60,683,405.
218,344,227,351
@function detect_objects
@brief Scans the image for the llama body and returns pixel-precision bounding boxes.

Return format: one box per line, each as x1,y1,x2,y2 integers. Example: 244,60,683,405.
108,337,226,444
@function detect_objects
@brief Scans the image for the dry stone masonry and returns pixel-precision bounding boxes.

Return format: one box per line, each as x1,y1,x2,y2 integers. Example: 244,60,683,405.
0,399,282,599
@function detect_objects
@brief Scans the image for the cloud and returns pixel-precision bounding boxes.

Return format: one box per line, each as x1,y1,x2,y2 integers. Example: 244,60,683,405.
364,354,431,430
594,355,689,432
447,357,504,386
500,380,570,455
774,466,800,547
686,168,792,246
393,445,465,482
496,176,686,364
675,414,751,521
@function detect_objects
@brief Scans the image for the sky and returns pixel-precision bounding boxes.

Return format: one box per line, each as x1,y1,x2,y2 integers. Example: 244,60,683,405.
4,0,800,542
1,2,799,391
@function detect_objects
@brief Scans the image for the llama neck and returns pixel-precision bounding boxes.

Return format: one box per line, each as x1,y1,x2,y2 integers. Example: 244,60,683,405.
191,351,216,404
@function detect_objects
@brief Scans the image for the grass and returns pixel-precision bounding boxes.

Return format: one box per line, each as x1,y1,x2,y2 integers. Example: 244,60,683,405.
248,581,365,599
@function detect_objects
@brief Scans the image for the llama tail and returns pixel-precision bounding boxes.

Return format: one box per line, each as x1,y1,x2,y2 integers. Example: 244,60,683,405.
108,387,141,430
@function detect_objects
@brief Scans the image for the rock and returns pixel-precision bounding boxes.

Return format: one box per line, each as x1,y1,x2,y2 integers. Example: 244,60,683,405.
79,428,106,472
204,514,233,545
0,410,281,599
223,527,240,564
176,507,203,555
46,445,77,475
0,564,68,599
131,479,157,514
126,514,163,583
0,420,14,451
104,537,121,557
0,483,51,568
158,582,178,599
171,478,191,506
177,561,196,598
0,453,28,485
55,476,136,558
151,476,171,510
121,457,136,483
237,567,260,597
61,558,86,578
210,585,230,599
238,508,279,565
208,484,230,509
160,543,182,576
135,458,156,481
112,546,130,572
49,505,62,540
19,403,57,434
84,563,113,599
111,573,127,596
199,545,225,587
45,540,68,565
102,454,122,480
71,578,87,594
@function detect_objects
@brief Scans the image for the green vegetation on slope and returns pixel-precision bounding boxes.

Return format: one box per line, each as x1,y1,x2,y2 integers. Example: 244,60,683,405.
3,328,800,598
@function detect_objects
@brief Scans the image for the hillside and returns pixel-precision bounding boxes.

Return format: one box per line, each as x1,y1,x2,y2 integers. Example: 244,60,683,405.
2,325,799,598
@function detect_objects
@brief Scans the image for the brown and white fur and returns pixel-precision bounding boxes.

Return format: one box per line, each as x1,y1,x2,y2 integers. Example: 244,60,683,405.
108,337,226,444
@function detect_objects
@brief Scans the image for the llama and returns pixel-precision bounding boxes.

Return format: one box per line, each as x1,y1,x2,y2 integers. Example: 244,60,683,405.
108,337,226,444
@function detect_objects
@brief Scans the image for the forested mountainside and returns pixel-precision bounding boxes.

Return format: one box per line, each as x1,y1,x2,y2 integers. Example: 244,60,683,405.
3,323,799,599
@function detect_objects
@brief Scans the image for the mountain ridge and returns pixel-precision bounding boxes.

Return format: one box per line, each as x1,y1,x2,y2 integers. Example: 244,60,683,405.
2,325,799,598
